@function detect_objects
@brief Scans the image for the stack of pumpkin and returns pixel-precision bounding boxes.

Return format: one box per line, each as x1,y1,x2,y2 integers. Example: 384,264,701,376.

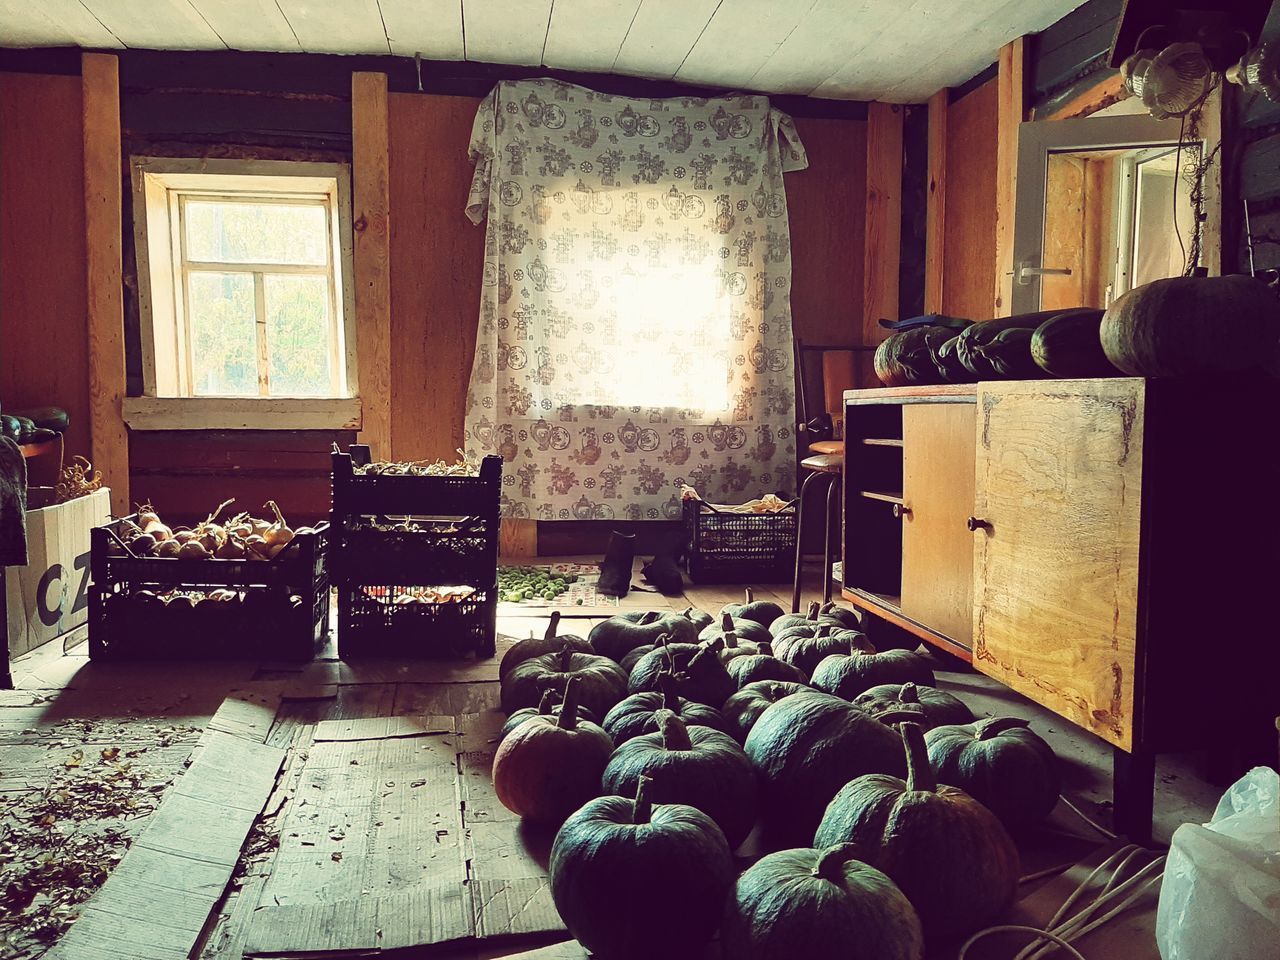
493,593,1062,958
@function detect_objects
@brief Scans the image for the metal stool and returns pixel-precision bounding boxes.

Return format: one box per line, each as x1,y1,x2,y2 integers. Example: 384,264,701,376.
791,451,842,613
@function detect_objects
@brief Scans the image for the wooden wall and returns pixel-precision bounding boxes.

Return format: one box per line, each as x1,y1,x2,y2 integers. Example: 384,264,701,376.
941,79,998,320
0,73,91,461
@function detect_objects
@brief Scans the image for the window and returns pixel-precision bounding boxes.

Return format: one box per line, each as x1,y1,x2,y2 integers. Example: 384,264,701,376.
129,158,358,428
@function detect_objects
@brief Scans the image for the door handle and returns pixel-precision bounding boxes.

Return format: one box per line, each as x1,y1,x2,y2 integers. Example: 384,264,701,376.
967,516,991,532
893,503,912,520
1014,261,1074,285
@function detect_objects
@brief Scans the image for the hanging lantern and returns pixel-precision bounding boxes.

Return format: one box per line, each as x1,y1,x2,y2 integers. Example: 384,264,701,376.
1227,40,1280,103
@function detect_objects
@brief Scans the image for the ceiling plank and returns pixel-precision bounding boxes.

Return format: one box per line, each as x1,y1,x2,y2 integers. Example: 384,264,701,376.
380,0,465,59
275,0,390,55
748,0,893,96
612,0,722,80
0,0,123,48
673,0,820,88
543,0,643,74
189,0,301,52
79,0,225,50
463,0,553,67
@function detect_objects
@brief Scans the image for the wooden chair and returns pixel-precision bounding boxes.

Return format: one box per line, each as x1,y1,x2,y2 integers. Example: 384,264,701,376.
791,342,859,613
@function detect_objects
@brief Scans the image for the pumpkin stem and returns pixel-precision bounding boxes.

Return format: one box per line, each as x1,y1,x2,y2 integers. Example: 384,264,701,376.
815,624,832,638
537,688,559,715
655,709,693,751
850,633,877,655
658,671,681,710
900,721,936,793
757,642,773,657
682,606,697,622
559,643,574,672
557,676,582,730
813,843,860,882
974,717,1031,741
724,630,739,650
720,612,734,633
639,610,661,625
632,774,654,825
544,610,561,641
899,682,918,704
768,682,787,700
806,600,820,621
744,586,755,604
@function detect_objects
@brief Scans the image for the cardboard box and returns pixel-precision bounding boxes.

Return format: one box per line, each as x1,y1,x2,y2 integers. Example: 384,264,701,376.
4,487,110,657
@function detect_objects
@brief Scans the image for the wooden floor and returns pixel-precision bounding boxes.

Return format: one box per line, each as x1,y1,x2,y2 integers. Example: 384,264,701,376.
0,559,1220,959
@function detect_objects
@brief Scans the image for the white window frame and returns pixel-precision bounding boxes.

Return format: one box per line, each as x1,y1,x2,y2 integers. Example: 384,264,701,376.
127,156,360,430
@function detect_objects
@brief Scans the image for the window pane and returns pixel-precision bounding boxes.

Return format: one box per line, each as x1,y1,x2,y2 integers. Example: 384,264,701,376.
187,272,258,396
184,199,328,265
264,274,334,397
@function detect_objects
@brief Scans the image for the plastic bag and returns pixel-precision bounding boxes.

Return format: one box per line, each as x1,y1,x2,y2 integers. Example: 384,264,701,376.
1156,766,1280,960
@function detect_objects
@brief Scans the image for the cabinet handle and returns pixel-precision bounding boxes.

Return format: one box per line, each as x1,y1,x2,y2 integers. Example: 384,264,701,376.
893,503,912,520
967,516,992,532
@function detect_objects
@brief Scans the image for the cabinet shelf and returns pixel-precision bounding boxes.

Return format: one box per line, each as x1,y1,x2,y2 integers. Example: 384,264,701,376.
858,489,905,506
860,437,904,448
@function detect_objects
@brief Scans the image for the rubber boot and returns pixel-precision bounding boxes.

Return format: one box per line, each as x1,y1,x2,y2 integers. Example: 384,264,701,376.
596,531,636,598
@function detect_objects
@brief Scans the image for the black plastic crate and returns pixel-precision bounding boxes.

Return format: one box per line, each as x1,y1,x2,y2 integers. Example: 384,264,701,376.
683,497,798,584
337,585,496,658
88,516,331,661
330,445,501,659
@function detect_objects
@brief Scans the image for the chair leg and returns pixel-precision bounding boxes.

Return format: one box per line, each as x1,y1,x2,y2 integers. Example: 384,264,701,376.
791,469,824,613
823,472,839,606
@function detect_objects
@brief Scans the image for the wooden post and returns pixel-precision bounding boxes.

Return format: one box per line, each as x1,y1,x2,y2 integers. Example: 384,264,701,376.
82,53,129,516
499,518,538,560
993,37,1026,318
352,72,392,462
863,101,903,349
924,89,948,315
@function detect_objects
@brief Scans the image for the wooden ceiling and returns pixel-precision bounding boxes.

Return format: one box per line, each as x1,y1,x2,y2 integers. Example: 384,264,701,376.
0,0,1087,101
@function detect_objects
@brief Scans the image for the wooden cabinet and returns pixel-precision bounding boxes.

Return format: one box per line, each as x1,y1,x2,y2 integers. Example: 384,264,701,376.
844,377,1280,839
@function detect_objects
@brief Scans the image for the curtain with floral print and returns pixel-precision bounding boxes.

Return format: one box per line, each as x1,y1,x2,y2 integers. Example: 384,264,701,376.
464,78,807,521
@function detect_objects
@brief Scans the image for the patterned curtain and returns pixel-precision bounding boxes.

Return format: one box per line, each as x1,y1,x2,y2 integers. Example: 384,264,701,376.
463,79,807,521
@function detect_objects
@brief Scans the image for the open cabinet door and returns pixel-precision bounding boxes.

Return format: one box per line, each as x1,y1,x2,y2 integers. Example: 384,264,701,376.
971,379,1144,750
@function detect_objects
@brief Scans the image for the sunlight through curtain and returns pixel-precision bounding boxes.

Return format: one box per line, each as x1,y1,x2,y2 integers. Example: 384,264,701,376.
464,79,807,520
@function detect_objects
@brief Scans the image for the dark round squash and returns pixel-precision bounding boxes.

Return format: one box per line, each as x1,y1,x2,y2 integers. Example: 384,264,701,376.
722,680,809,743
932,333,976,383
744,690,906,847
813,721,1020,940
629,638,735,708
722,844,924,960
719,587,785,629
588,610,699,662
699,611,772,646
1100,274,1279,377
500,644,628,718
956,313,1059,379
773,624,868,676
492,677,614,823
626,639,704,692
811,647,935,701
725,643,808,688
499,611,592,679
550,775,734,960
602,710,758,849
1030,308,1118,378
500,688,598,742
874,327,954,386
925,717,1060,828
853,682,974,730
601,673,728,745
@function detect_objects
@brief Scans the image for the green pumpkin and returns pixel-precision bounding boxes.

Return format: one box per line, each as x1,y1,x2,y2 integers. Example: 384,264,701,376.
744,690,906,847
682,606,715,631
925,717,1060,828
722,844,924,960
811,647,935,700
853,682,973,730
816,601,861,631
499,687,598,742
499,611,592,679
500,644,628,718
550,775,734,960
589,610,700,662
769,600,824,635
629,638,736,708
773,623,867,676
874,327,954,386
716,628,768,665
814,722,1020,939
700,611,772,646
492,677,614,823
719,587,786,628
722,680,809,743
725,643,808,688
1031,308,1118,378
603,710,758,849
601,673,728,745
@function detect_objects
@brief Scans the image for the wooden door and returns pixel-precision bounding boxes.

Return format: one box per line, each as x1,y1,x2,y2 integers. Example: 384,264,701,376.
901,402,976,648
972,379,1144,750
